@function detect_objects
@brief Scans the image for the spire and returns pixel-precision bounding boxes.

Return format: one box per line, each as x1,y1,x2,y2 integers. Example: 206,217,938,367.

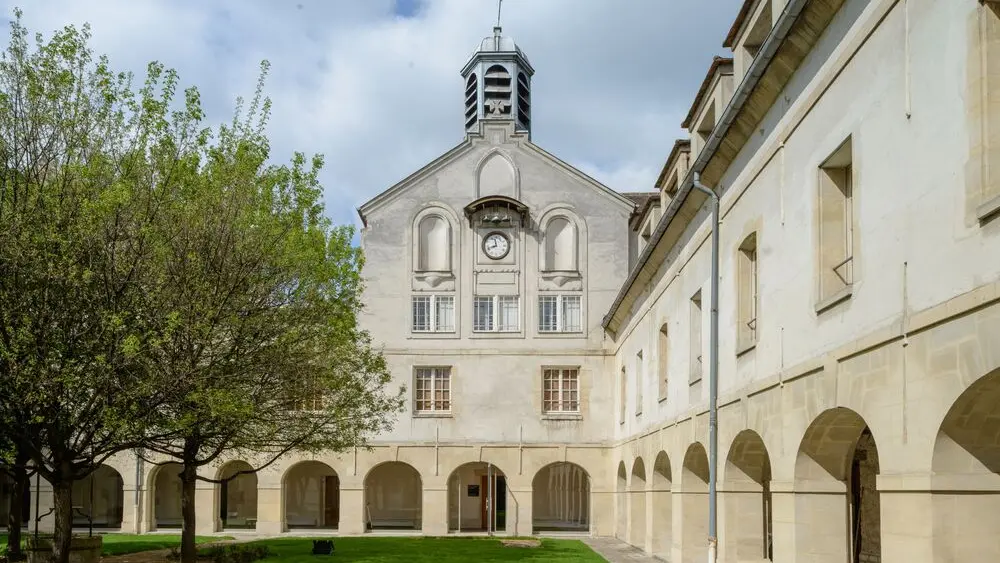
460,3,534,138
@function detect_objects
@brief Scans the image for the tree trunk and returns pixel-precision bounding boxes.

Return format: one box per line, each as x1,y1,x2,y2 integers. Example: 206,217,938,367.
6,452,29,561
49,478,74,563
179,463,198,563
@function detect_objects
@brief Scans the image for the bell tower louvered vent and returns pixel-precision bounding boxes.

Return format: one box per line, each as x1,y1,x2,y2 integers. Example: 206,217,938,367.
465,74,478,130
460,26,534,138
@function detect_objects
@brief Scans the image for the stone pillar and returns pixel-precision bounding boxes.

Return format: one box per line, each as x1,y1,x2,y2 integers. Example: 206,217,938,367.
507,484,532,537
649,487,671,559
28,478,54,534
643,489,654,553
589,488,613,537
769,483,795,563
876,475,936,563
789,481,849,563
255,486,282,535
676,490,708,563
422,485,448,536
338,486,365,535
195,483,215,535
718,484,767,562
121,487,139,533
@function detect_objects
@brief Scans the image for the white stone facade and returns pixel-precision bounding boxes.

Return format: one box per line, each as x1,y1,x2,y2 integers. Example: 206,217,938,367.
7,1,1000,562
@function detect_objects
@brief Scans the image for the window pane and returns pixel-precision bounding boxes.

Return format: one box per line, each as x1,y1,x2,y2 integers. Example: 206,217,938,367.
498,296,519,332
435,296,455,332
561,296,582,332
412,296,431,331
473,296,493,331
538,296,558,332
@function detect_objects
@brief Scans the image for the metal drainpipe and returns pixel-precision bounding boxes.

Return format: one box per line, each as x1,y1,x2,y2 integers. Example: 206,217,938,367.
692,171,720,563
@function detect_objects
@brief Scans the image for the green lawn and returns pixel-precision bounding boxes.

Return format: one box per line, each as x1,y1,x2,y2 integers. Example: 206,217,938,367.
0,533,229,556
247,537,606,563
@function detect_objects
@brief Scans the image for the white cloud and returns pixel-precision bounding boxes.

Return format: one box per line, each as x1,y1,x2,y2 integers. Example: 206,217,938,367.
1,0,743,226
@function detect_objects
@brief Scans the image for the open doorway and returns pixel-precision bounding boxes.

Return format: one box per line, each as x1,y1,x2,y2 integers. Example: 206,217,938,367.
448,463,506,533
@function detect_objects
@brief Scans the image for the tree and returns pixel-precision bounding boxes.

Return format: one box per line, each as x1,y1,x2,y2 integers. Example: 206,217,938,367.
0,12,196,563
138,63,403,563
0,436,31,561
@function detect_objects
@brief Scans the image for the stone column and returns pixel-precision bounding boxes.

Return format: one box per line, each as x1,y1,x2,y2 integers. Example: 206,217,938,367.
120,487,139,533
338,486,365,535
502,483,529,537
255,486,283,535
589,488,613,537
28,478,54,534
195,482,216,535
769,482,795,563
718,483,767,562
877,474,935,563
422,485,448,536
649,486,671,559
787,481,849,563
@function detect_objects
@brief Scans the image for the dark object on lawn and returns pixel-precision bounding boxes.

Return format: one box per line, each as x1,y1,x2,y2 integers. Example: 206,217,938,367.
311,540,335,555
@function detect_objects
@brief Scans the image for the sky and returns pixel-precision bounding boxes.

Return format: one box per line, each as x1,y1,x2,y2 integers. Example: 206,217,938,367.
2,0,744,228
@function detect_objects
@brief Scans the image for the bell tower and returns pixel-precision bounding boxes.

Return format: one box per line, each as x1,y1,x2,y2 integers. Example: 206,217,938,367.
460,23,534,138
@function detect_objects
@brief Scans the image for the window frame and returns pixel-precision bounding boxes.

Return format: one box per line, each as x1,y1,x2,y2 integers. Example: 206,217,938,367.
413,366,452,415
541,367,581,415
537,294,583,334
472,294,520,333
411,294,455,333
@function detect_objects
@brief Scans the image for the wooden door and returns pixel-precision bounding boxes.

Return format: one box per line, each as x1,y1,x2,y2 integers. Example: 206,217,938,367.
324,475,339,528
479,476,488,530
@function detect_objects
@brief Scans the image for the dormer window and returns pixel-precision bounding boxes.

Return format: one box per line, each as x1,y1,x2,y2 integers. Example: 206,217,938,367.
739,1,773,78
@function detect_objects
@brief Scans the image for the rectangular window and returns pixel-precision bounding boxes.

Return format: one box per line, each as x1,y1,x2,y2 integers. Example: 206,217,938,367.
658,324,669,402
818,137,854,304
414,367,451,413
473,295,519,332
690,291,703,383
737,233,759,350
619,367,627,424
635,351,643,415
538,295,582,333
542,368,579,413
412,295,455,332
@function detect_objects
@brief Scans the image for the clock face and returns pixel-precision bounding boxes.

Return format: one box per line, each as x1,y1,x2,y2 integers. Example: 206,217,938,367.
483,232,511,260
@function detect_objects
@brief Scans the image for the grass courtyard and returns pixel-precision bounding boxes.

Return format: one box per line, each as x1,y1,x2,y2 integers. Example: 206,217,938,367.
0,534,226,556
1,535,606,562
249,537,605,562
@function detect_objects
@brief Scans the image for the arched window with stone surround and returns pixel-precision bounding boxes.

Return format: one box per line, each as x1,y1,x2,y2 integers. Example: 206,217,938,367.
416,214,451,272
543,216,577,272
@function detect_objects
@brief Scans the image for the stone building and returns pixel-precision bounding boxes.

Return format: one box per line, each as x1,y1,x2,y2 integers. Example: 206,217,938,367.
6,0,1000,562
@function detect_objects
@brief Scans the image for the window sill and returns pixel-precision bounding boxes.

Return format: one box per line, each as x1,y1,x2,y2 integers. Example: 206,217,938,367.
412,412,452,419
409,332,460,340
977,194,1000,223
536,331,586,338
736,340,757,357
815,285,854,314
541,413,582,421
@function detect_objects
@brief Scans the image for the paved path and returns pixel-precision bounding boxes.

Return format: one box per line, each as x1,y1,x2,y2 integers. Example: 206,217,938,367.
582,537,664,562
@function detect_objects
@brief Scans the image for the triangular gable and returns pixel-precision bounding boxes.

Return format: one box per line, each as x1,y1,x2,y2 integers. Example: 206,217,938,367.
356,139,475,226
522,141,637,211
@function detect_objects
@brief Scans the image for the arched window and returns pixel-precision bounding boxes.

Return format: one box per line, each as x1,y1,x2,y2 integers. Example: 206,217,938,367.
416,215,451,272
543,217,577,272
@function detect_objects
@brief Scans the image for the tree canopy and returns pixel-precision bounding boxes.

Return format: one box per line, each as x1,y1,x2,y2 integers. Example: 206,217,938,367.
0,10,402,563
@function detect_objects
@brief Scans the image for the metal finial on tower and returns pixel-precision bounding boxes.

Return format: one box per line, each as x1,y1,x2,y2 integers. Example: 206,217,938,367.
496,0,503,31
